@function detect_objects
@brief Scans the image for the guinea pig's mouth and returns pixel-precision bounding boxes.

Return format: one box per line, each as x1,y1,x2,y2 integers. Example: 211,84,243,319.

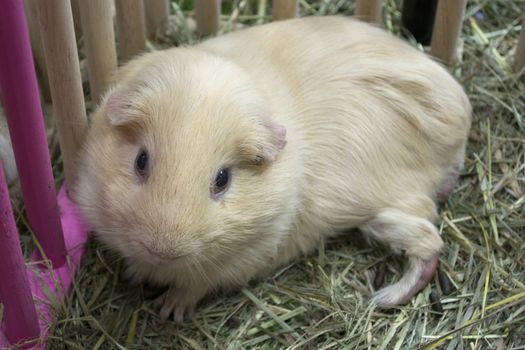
135,240,187,263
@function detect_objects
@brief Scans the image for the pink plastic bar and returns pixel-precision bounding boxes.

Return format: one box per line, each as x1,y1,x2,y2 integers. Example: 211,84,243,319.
0,185,90,349
0,165,40,346
0,0,66,266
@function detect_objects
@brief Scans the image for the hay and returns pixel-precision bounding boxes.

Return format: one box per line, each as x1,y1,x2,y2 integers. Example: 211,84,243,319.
7,0,524,348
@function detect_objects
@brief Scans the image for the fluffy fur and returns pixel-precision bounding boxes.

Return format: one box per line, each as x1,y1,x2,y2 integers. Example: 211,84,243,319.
74,16,472,322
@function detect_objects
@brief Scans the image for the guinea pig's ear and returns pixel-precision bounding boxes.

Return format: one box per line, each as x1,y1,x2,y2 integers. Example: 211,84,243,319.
252,120,287,166
106,88,141,126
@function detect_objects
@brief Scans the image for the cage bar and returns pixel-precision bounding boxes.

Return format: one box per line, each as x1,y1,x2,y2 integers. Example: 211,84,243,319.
272,0,298,20
35,0,88,189
70,0,83,40
78,0,118,105
0,165,40,348
430,0,468,65
144,0,170,40
355,0,383,25
195,0,221,36
0,0,66,267
23,0,51,103
115,0,147,62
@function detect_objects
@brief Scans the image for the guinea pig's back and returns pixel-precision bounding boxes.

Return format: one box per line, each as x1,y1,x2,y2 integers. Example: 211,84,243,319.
197,16,471,222
197,16,470,146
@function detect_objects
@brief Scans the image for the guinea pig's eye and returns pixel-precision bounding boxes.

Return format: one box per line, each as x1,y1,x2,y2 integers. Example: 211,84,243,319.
211,168,230,199
135,148,149,181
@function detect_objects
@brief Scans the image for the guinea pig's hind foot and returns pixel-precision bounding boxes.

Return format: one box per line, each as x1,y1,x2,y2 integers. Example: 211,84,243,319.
360,208,443,306
372,255,439,305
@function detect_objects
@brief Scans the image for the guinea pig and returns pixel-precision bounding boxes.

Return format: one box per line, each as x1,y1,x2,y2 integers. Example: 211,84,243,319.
74,15,471,322
0,102,18,185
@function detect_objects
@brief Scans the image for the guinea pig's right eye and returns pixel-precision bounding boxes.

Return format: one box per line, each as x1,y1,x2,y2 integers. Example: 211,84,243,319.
211,167,231,200
135,148,149,182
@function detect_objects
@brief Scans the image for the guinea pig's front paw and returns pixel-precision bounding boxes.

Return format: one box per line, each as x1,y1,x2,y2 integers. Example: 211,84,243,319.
153,286,205,323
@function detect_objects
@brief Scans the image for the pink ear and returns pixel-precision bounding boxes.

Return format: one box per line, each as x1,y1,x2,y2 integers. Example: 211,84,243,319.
259,121,287,163
106,88,138,126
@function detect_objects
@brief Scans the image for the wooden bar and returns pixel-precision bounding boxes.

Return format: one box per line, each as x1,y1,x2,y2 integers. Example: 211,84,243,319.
0,0,66,266
195,0,220,37
38,0,87,191
272,0,298,20
513,16,525,72
23,0,51,102
144,0,170,40
355,0,383,25
78,0,118,105
35,0,88,190
115,0,147,61
430,0,468,65
0,165,40,346
70,0,83,40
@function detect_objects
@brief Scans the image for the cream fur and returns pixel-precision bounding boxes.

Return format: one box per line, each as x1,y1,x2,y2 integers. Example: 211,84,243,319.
74,16,471,321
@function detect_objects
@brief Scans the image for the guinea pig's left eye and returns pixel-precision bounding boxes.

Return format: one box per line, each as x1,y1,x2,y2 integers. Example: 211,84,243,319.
211,168,230,199
135,148,149,182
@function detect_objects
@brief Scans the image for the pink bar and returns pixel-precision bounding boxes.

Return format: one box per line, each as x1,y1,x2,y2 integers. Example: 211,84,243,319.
0,165,40,346
0,0,66,265
0,185,90,349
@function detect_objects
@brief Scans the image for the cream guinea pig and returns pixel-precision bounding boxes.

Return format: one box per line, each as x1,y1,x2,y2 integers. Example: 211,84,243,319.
74,16,471,322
